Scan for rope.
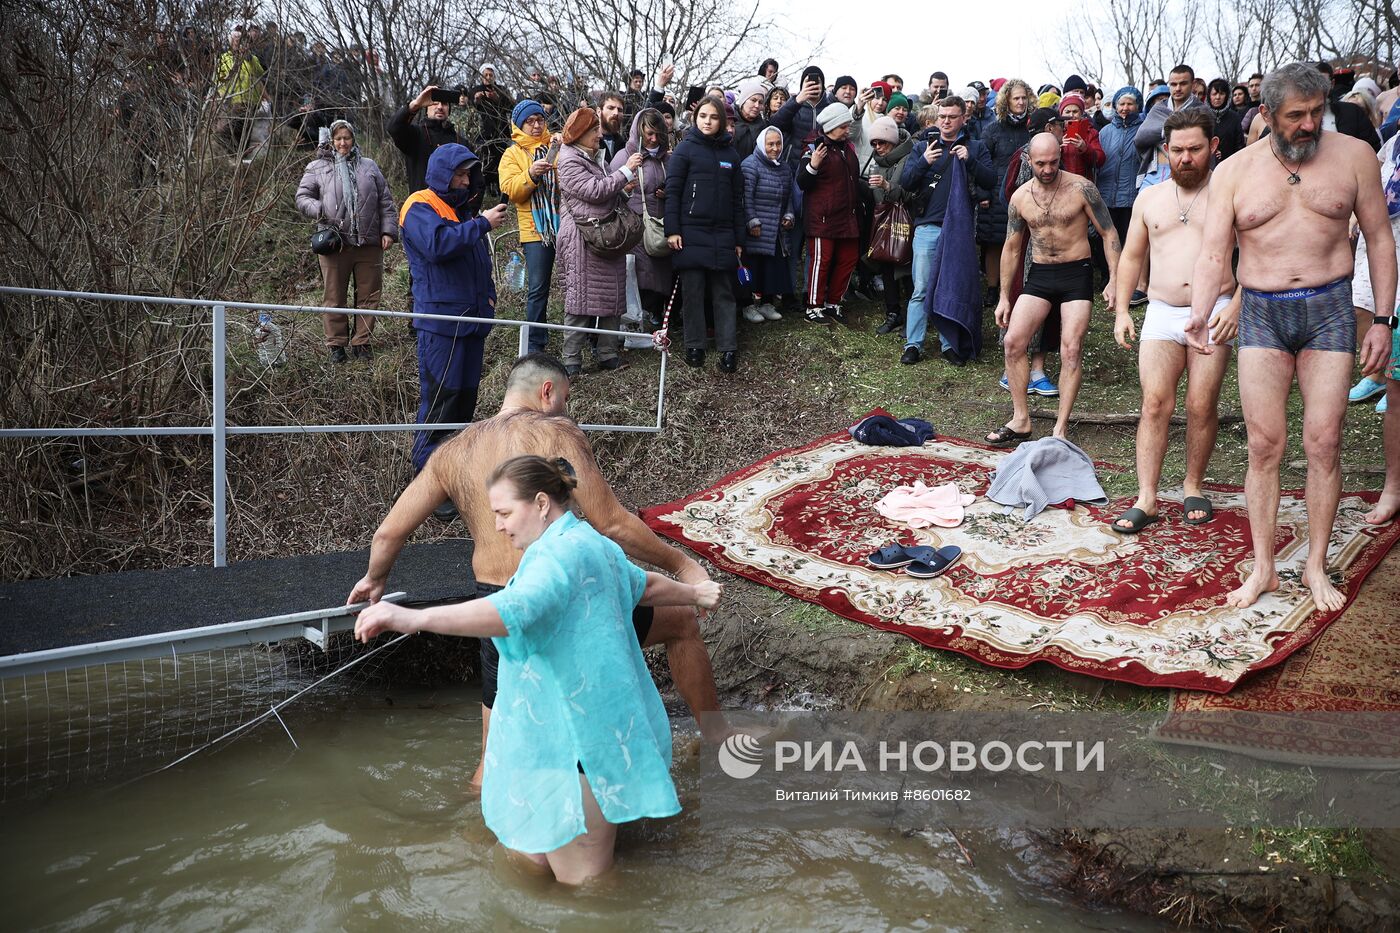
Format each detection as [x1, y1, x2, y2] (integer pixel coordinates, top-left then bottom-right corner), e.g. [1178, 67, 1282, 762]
[114, 631, 413, 788]
[652, 277, 680, 351]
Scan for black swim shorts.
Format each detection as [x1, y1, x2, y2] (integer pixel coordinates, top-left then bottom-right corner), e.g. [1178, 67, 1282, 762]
[476, 582, 656, 709]
[1021, 259, 1095, 305]
[1238, 277, 1356, 355]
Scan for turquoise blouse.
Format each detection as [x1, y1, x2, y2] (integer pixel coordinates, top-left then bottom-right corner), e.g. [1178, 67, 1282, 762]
[481, 510, 681, 853]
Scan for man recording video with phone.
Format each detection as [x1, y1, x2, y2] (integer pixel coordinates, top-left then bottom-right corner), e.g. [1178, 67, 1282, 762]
[387, 83, 470, 196]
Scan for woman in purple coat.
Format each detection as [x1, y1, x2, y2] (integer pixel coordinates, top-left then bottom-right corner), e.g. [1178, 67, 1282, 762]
[555, 108, 643, 376]
[610, 108, 673, 330]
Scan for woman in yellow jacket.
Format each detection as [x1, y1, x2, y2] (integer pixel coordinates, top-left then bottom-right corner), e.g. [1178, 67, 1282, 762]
[499, 99, 560, 353]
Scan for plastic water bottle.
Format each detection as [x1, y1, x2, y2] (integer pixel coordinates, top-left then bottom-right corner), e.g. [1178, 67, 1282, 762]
[507, 252, 527, 291]
[253, 313, 285, 367]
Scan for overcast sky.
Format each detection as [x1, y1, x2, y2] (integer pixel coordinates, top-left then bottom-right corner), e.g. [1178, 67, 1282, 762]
[762, 1, 1225, 93]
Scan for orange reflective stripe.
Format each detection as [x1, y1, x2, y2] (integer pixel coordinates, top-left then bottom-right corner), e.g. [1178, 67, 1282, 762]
[399, 189, 459, 227]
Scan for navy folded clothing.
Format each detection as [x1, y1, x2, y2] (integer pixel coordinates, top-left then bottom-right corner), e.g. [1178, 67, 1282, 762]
[848, 415, 936, 447]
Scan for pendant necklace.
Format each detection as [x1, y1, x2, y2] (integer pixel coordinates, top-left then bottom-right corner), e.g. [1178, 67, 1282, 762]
[1174, 181, 1207, 225]
[1029, 176, 1062, 219]
[1271, 147, 1301, 185]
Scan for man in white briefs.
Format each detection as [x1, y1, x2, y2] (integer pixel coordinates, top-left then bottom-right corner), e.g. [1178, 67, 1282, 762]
[1111, 108, 1240, 532]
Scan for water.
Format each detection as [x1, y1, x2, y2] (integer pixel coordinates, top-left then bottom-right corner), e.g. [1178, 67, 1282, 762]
[2, 684, 1177, 931]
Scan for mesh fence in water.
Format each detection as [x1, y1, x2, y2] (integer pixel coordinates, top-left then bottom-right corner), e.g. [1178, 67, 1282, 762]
[0, 633, 410, 802]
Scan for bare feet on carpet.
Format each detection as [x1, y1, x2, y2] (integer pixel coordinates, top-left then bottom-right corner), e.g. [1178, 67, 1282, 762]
[1363, 491, 1400, 526]
[1224, 568, 1279, 608]
[1302, 565, 1347, 613]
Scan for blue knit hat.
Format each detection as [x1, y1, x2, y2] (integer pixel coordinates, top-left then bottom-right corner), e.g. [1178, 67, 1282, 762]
[511, 99, 546, 127]
[1112, 86, 1143, 107]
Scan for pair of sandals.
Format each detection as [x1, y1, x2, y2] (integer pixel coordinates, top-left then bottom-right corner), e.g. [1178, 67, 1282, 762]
[1111, 496, 1214, 534]
[865, 543, 963, 578]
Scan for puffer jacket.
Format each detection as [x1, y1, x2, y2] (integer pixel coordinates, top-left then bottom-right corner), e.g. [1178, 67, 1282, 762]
[740, 128, 796, 257]
[498, 121, 555, 243]
[556, 142, 632, 317]
[796, 134, 865, 238]
[399, 143, 495, 338]
[295, 145, 398, 247]
[609, 109, 672, 294]
[665, 125, 746, 272]
[1098, 108, 1144, 208]
[1060, 119, 1105, 179]
[976, 116, 1031, 244]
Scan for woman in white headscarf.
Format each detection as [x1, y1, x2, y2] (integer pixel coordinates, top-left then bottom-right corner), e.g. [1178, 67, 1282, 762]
[295, 119, 398, 362]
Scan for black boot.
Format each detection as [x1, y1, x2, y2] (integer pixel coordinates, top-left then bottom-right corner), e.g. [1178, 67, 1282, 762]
[875, 311, 904, 335]
[685, 348, 705, 367]
[719, 350, 737, 373]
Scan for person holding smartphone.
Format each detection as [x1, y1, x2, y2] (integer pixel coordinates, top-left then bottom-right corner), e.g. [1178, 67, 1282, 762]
[1057, 94, 1105, 180]
[500, 99, 561, 353]
[386, 84, 469, 195]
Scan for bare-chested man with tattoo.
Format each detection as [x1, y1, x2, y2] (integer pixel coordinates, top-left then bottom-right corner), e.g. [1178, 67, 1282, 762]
[988, 133, 1122, 445]
[348, 353, 728, 787]
[1186, 63, 1397, 612]
[1111, 108, 1241, 533]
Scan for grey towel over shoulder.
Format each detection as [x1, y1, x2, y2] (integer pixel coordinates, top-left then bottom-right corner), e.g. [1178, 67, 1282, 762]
[986, 437, 1108, 520]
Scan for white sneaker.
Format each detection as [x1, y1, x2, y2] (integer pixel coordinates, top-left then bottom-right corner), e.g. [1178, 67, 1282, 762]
[742, 304, 766, 323]
[759, 303, 781, 320]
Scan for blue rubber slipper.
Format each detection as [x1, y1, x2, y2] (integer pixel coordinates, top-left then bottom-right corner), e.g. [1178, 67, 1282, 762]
[866, 544, 917, 569]
[905, 546, 962, 578]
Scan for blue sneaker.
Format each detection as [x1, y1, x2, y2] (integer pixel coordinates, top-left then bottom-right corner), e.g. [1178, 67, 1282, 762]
[998, 374, 1010, 392]
[1379, 395, 1389, 414]
[1029, 374, 1060, 397]
[1350, 376, 1387, 403]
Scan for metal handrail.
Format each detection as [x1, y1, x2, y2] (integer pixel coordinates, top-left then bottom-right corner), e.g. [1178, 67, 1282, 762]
[0, 285, 671, 567]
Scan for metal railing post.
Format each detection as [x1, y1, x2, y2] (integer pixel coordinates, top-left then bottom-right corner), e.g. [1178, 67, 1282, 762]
[518, 321, 530, 357]
[212, 303, 227, 568]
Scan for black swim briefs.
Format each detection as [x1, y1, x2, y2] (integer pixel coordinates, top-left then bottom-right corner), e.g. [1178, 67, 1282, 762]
[1238, 277, 1356, 355]
[1021, 259, 1095, 305]
[475, 582, 656, 709]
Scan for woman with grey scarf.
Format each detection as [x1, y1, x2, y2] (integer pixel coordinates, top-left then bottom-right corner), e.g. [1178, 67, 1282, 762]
[295, 119, 398, 362]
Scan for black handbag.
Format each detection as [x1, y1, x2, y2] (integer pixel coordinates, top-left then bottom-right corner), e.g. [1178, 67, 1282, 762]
[310, 226, 343, 256]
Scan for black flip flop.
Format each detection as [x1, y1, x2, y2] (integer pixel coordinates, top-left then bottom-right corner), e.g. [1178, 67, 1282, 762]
[906, 546, 962, 578]
[1183, 496, 1214, 526]
[1110, 507, 1159, 534]
[985, 424, 1032, 446]
[866, 544, 917, 569]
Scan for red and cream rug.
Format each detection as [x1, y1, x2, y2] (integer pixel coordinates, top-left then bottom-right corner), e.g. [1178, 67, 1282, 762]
[642, 415, 1400, 693]
[1155, 549, 1400, 766]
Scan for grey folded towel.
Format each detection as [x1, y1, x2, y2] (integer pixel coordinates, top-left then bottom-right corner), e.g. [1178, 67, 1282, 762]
[986, 436, 1108, 520]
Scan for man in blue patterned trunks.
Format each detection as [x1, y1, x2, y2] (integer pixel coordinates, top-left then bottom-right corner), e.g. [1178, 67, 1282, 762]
[1186, 63, 1397, 611]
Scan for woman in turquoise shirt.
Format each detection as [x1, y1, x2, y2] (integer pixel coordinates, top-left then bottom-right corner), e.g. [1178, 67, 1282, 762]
[355, 455, 721, 884]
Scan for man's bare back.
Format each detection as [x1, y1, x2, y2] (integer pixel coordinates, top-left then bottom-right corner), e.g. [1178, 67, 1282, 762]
[1136, 179, 1236, 306]
[1008, 170, 1100, 262]
[428, 409, 604, 586]
[1222, 133, 1366, 289]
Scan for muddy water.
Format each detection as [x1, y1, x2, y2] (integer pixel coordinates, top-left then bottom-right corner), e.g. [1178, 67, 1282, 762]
[3, 684, 1175, 931]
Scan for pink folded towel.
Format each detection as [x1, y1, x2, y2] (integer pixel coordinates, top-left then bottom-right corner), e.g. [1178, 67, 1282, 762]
[875, 481, 975, 529]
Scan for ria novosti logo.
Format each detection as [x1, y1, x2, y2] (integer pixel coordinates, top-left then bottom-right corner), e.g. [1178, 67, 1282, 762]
[717, 733, 764, 779]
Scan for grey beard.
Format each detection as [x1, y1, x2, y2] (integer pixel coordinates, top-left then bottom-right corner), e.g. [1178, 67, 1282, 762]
[1272, 131, 1320, 163]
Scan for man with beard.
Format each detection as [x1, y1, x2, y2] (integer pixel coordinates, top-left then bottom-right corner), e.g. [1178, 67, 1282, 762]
[597, 92, 628, 162]
[1185, 63, 1397, 611]
[986, 133, 1122, 445]
[387, 83, 469, 195]
[1111, 109, 1240, 533]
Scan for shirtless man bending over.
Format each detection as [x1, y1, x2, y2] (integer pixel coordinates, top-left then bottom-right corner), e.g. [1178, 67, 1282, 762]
[1112, 109, 1241, 532]
[349, 353, 728, 786]
[988, 133, 1122, 445]
[1185, 63, 1397, 611]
